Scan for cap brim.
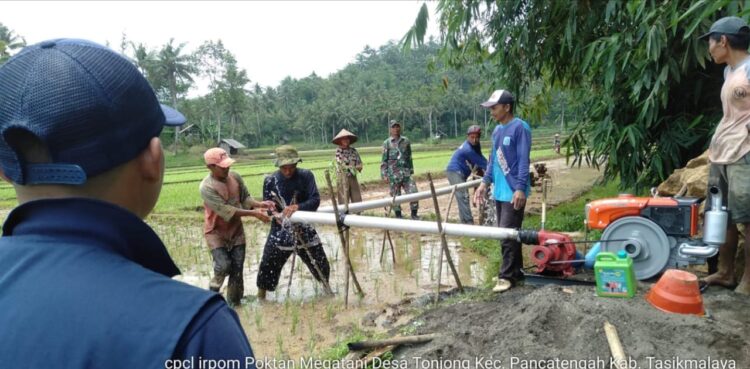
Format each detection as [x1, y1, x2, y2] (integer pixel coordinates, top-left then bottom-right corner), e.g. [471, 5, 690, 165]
[161, 104, 187, 126]
[480, 101, 497, 108]
[698, 31, 712, 40]
[216, 157, 236, 168]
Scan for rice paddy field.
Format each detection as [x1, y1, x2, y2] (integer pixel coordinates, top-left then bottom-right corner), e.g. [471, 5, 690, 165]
[0, 135, 565, 359]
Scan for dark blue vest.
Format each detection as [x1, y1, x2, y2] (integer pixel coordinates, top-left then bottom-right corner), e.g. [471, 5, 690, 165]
[0, 199, 216, 369]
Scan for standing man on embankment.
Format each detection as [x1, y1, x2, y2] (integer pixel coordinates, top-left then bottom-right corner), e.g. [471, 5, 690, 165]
[0, 39, 257, 368]
[381, 119, 419, 219]
[200, 147, 273, 306]
[700, 16, 750, 295]
[473, 89, 532, 293]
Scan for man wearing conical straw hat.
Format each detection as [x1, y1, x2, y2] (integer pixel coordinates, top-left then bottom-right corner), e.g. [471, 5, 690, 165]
[332, 129, 363, 204]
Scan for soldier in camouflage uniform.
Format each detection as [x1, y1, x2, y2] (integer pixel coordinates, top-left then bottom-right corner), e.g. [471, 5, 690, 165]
[380, 120, 419, 219]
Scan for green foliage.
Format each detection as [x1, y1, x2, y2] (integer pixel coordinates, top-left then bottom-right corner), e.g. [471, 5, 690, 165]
[410, 0, 742, 190]
[0, 23, 26, 65]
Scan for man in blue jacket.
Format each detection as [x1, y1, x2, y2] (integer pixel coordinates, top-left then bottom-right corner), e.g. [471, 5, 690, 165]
[0, 39, 256, 368]
[445, 125, 488, 224]
[473, 89, 532, 293]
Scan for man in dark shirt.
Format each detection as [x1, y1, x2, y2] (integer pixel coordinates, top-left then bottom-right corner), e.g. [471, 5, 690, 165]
[0, 39, 255, 368]
[256, 145, 331, 300]
[445, 125, 488, 224]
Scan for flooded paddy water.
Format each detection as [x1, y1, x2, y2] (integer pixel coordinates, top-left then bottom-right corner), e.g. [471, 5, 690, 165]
[151, 157, 604, 359]
[156, 218, 485, 359]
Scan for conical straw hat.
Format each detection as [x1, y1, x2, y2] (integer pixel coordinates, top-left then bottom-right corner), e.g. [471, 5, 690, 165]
[332, 129, 358, 145]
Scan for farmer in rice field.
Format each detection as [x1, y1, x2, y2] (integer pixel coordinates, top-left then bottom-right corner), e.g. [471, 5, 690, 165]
[473, 89, 532, 293]
[381, 119, 419, 219]
[256, 145, 331, 300]
[0, 39, 257, 367]
[200, 147, 274, 306]
[332, 128, 363, 204]
[445, 124, 488, 224]
[700, 16, 750, 294]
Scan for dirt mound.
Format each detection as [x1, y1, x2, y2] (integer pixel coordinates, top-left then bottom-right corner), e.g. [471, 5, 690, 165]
[393, 284, 750, 367]
[657, 150, 709, 197]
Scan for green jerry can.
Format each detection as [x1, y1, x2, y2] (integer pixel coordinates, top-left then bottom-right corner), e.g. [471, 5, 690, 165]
[595, 251, 636, 298]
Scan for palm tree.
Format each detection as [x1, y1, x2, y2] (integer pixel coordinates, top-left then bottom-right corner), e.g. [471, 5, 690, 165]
[153, 39, 196, 152]
[0, 23, 26, 65]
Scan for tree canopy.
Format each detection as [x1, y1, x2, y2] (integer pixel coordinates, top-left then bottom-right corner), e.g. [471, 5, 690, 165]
[406, 0, 745, 189]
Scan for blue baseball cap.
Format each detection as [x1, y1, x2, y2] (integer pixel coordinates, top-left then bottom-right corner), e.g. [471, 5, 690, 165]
[0, 38, 186, 185]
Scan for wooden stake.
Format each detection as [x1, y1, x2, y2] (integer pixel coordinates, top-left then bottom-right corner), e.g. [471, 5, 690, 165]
[604, 321, 628, 369]
[347, 333, 441, 351]
[435, 186, 457, 304]
[324, 170, 364, 303]
[427, 173, 463, 293]
[379, 191, 398, 265]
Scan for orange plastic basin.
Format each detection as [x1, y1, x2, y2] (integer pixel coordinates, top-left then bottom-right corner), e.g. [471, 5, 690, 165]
[645, 269, 705, 316]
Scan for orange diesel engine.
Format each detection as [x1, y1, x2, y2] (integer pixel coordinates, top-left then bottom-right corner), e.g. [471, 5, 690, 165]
[586, 194, 700, 236]
[584, 191, 725, 280]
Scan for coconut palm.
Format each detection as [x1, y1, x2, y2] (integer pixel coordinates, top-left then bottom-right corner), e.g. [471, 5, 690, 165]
[0, 23, 26, 65]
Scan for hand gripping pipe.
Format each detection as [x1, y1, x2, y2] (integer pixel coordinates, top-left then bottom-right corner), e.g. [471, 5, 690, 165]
[317, 178, 483, 213]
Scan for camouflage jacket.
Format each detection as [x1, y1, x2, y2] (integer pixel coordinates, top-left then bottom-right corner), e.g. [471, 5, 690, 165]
[380, 136, 414, 181]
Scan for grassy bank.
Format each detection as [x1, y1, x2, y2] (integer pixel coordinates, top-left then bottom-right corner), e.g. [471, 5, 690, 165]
[461, 179, 634, 286]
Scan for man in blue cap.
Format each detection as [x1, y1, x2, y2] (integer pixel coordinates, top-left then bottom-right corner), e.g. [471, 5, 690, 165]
[0, 39, 256, 367]
[699, 16, 750, 295]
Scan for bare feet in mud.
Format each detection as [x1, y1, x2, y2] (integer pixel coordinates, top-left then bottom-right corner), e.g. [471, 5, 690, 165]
[702, 272, 737, 289]
[735, 280, 750, 295]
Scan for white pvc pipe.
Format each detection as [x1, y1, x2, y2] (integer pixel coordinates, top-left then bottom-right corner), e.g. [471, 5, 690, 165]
[318, 178, 483, 213]
[290, 210, 519, 241]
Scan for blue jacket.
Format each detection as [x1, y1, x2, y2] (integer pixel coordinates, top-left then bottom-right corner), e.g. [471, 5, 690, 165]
[446, 140, 488, 178]
[0, 198, 255, 369]
[483, 118, 532, 202]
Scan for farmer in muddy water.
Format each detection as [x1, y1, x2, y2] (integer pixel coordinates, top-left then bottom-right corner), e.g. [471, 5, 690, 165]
[700, 16, 750, 295]
[381, 119, 419, 219]
[473, 89, 532, 293]
[200, 147, 274, 306]
[256, 145, 331, 300]
[0, 39, 256, 367]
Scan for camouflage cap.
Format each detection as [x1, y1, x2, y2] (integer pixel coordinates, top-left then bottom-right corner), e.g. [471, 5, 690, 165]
[274, 145, 302, 167]
[389, 120, 401, 128]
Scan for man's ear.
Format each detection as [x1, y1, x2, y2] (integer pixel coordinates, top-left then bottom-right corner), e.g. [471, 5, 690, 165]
[136, 137, 163, 182]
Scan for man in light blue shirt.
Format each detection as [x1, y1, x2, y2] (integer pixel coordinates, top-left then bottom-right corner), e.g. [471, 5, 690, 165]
[473, 89, 532, 293]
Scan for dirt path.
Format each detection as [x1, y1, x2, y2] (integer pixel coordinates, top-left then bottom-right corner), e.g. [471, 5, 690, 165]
[320, 156, 603, 222]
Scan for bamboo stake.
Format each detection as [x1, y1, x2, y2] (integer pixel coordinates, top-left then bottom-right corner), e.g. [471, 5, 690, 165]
[347, 333, 441, 351]
[286, 194, 298, 299]
[343, 173, 351, 307]
[324, 170, 364, 303]
[379, 191, 398, 265]
[435, 186, 457, 304]
[604, 321, 628, 369]
[427, 173, 463, 293]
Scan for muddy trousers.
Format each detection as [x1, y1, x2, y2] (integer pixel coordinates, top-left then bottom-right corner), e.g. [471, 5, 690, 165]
[256, 244, 330, 291]
[209, 244, 246, 305]
[446, 171, 474, 224]
[496, 201, 525, 283]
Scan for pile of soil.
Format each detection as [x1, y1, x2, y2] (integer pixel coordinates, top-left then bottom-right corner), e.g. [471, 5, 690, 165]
[393, 284, 750, 367]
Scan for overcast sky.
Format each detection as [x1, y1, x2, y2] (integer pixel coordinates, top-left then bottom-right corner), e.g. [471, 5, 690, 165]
[4, 1, 439, 93]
